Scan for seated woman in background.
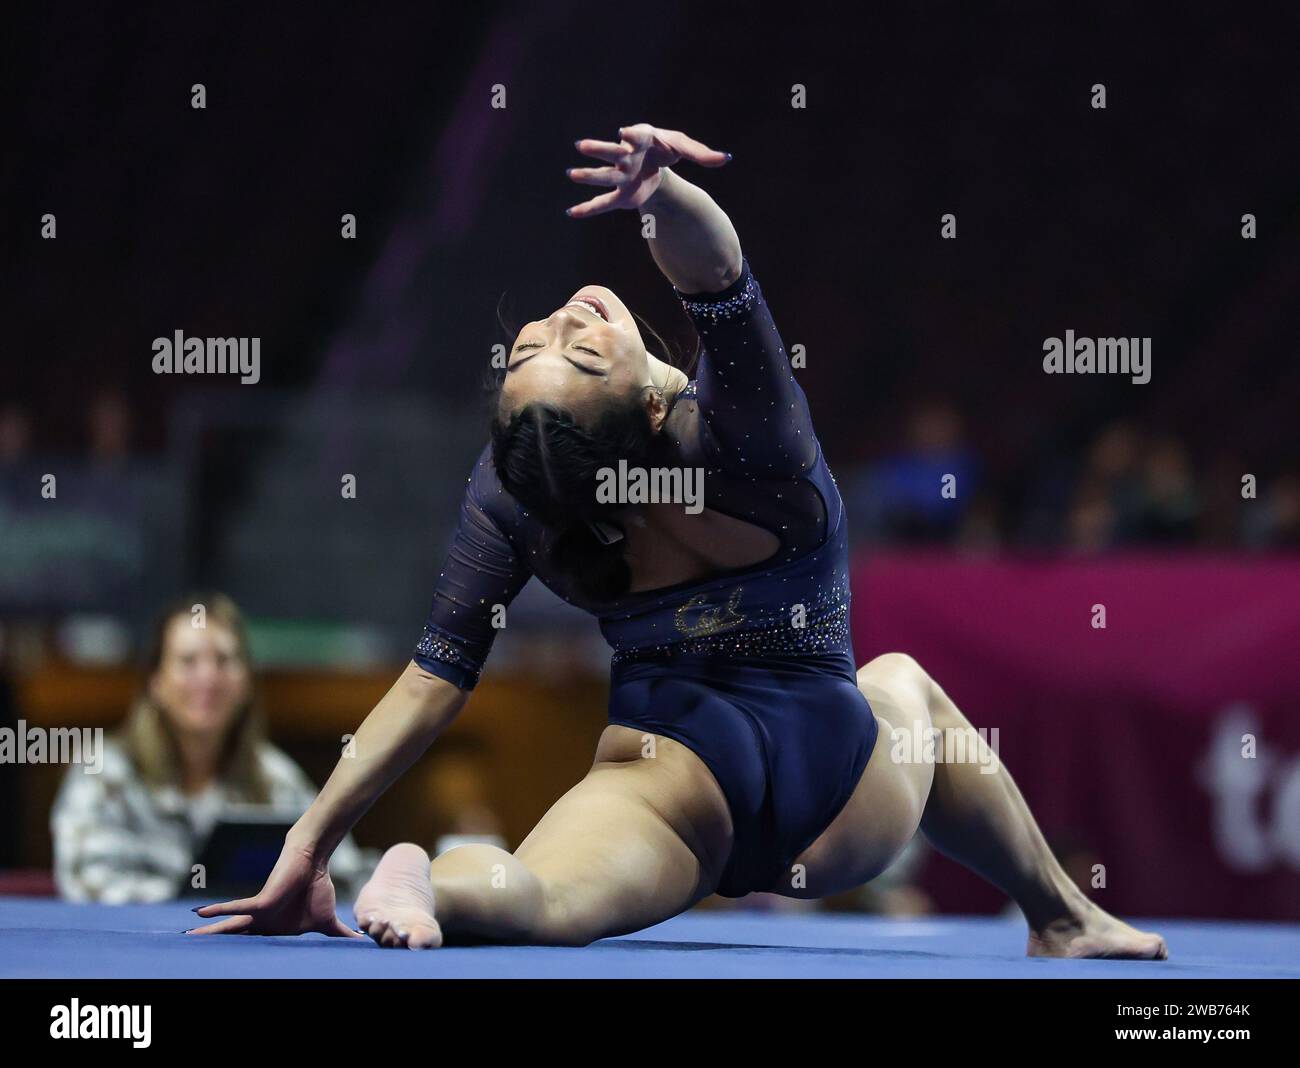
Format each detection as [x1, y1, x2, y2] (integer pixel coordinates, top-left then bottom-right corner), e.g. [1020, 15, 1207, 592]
[51, 593, 369, 904]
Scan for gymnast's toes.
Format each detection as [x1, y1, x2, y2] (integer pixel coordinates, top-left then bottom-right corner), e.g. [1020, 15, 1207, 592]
[1027, 906, 1169, 960]
[354, 842, 444, 950]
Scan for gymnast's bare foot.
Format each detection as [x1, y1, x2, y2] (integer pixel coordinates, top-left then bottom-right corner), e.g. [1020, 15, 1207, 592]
[1027, 899, 1167, 960]
[354, 843, 443, 949]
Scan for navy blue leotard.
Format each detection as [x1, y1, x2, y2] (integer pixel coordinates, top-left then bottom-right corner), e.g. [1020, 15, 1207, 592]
[413, 256, 879, 897]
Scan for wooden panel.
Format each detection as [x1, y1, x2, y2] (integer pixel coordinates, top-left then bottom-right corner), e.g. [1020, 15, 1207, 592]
[12, 663, 610, 870]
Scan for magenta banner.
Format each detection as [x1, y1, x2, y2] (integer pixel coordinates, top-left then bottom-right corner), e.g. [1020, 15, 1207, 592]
[849, 552, 1300, 921]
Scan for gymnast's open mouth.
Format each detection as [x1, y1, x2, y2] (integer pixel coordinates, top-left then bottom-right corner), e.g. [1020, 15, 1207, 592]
[564, 294, 609, 320]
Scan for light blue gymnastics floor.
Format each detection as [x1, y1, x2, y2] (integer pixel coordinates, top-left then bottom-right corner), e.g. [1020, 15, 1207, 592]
[2, 898, 1296, 978]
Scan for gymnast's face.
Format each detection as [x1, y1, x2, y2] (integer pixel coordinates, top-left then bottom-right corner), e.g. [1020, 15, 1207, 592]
[149, 616, 251, 739]
[501, 285, 661, 425]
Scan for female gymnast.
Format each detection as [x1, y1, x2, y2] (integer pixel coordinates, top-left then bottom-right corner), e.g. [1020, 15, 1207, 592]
[193, 123, 1167, 958]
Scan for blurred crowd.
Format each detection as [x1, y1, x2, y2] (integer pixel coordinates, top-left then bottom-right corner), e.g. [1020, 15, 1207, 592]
[844, 399, 1300, 553]
[1, 393, 133, 472]
[6, 393, 1297, 557]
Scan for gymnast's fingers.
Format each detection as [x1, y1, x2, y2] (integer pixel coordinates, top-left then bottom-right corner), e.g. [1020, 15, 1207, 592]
[193, 895, 260, 918]
[616, 123, 655, 147]
[655, 127, 730, 167]
[566, 165, 623, 188]
[573, 136, 633, 163]
[565, 189, 623, 219]
[186, 914, 256, 936]
[327, 916, 367, 939]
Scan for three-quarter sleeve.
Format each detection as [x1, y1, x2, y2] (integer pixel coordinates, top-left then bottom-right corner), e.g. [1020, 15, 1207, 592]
[412, 446, 532, 690]
[674, 256, 819, 478]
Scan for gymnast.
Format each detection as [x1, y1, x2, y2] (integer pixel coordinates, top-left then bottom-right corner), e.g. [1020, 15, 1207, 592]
[193, 123, 1167, 958]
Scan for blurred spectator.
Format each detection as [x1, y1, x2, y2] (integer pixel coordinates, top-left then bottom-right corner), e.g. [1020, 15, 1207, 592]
[1244, 473, 1300, 549]
[848, 400, 982, 545]
[1196, 454, 1248, 548]
[50, 592, 370, 903]
[1131, 435, 1200, 543]
[1062, 421, 1143, 551]
[86, 390, 133, 467]
[0, 403, 33, 467]
[1065, 477, 1119, 552]
[954, 491, 1003, 552]
[1057, 423, 1209, 551]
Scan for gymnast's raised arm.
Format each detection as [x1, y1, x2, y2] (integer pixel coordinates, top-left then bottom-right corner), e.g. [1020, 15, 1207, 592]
[570, 123, 817, 476]
[567, 122, 742, 294]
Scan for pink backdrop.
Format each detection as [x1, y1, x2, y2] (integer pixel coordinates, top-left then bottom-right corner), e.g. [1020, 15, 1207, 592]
[849, 551, 1300, 920]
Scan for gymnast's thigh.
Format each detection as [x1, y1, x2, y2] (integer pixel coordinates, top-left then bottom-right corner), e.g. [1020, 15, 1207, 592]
[780, 664, 935, 899]
[511, 725, 733, 943]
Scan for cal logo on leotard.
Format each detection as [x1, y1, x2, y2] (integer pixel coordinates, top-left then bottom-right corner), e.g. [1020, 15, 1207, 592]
[674, 587, 746, 637]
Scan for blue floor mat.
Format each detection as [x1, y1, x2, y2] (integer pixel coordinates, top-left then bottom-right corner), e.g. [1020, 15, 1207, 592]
[2, 899, 1296, 978]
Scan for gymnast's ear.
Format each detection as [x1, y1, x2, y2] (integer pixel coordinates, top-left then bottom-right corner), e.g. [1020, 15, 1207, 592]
[642, 383, 669, 433]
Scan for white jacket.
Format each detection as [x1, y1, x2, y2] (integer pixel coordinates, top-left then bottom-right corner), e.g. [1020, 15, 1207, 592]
[50, 737, 373, 903]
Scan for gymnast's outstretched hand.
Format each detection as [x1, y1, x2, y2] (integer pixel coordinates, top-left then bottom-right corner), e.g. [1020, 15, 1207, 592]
[566, 122, 730, 218]
[187, 840, 363, 938]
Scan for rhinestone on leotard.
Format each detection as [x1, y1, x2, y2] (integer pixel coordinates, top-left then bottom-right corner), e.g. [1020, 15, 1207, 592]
[609, 580, 850, 667]
[675, 271, 760, 325]
[415, 623, 478, 685]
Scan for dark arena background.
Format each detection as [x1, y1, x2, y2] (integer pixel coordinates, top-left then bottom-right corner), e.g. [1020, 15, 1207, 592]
[1, 0, 1298, 1029]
